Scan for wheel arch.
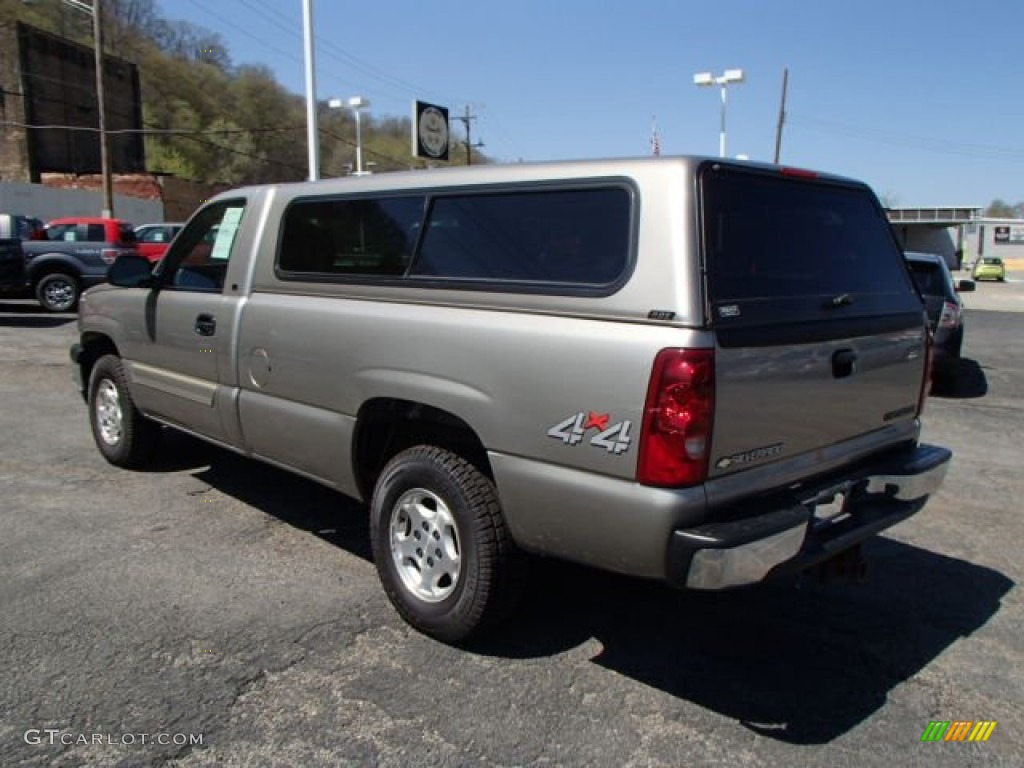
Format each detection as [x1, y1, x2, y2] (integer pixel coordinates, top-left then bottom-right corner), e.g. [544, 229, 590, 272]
[27, 254, 83, 284]
[77, 333, 121, 395]
[352, 397, 493, 502]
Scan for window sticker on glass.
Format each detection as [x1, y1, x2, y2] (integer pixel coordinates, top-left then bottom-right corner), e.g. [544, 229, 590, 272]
[210, 206, 245, 261]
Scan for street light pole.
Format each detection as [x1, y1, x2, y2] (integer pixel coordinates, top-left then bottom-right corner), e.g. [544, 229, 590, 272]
[353, 103, 364, 175]
[301, 0, 319, 181]
[330, 97, 371, 175]
[719, 82, 728, 158]
[694, 69, 745, 158]
[350, 97, 371, 175]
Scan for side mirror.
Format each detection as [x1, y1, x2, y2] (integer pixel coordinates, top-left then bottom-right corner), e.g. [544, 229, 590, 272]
[956, 279, 976, 293]
[108, 253, 155, 288]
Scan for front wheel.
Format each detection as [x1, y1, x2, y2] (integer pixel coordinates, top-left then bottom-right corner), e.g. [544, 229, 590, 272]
[35, 272, 80, 312]
[88, 355, 159, 468]
[369, 445, 515, 644]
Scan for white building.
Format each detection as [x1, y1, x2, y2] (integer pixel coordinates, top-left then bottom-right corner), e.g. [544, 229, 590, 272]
[887, 207, 1024, 270]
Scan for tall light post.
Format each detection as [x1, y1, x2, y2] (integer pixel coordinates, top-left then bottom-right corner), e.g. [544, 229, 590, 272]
[693, 69, 745, 158]
[62, 0, 114, 217]
[301, 0, 319, 181]
[330, 97, 371, 175]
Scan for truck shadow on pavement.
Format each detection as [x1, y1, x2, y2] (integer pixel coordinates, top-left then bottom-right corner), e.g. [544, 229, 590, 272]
[0, 301, 76, 328]
[478, 541, 1013, 745]
[151, 431, 1012, 746]
[153, 430, 373, 559]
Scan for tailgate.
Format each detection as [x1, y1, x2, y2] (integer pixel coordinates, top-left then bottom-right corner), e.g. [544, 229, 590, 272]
[0, 240, 26, 285]
[699, 164, 927, 478]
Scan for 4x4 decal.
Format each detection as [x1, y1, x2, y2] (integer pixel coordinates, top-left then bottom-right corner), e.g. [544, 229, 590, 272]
[547, 411, 633, 454]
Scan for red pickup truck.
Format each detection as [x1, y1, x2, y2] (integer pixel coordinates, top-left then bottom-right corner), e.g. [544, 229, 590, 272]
[134, 222, 184, 262]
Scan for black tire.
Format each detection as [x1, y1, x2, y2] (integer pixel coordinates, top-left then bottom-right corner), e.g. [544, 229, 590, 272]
[370, 445, 515, 644]
[88, 354, 159, 468]
[35, 272, 80, 312]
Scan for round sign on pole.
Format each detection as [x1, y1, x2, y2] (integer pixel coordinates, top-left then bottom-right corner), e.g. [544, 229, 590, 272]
[413, 100, 450, 162]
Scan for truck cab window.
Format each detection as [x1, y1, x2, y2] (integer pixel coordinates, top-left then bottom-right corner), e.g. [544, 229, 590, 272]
[160, 200, 246, 293]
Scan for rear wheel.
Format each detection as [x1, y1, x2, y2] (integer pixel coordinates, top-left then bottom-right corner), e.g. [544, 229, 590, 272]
[35, 272, 80, 312]
[88, 354, 159, 467]
[369, 445, 515, 644]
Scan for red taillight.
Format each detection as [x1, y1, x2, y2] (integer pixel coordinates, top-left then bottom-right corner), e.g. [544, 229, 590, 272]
[938, 301, 960, 330]
[637, 348, 715, 487]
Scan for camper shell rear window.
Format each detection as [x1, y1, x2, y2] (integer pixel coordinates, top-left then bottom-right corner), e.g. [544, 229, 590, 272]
[700, 164, 921, 332]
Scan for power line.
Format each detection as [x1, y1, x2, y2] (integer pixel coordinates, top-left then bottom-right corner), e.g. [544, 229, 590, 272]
[185, 0, 429, 105]
[8, 12, 470, 178]
[181, 0, 304, 67]
[316, 125, 421, 170]
[5, 117, 427, 178]
[167, 0, 513, 161]
[237, 0, 465, 105]
[788, 113, 1024, 161]
[1, 120, 302, 136]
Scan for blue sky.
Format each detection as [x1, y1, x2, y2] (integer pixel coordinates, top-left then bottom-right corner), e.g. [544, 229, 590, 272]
[157, 0, 1024, 207]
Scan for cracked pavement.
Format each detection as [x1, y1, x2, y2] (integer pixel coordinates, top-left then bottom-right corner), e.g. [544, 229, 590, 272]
[1, 283, 1022, 767]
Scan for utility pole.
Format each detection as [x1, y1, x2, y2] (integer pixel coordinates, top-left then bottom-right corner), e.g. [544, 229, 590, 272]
[454, 105, 483, 165]
[91, 0, 113, 217]
[60, 0, 114, 216]
[773, 67, 789, 164]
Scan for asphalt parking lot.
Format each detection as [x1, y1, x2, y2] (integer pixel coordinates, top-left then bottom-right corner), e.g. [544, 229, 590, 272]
[1, 273, 1022, 768]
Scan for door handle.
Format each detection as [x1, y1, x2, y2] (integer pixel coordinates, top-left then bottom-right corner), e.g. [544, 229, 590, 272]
[832, 348, 857, 378]
[194, 313, 216, 336]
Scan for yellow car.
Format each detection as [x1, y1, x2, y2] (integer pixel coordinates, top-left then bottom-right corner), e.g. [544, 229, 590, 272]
[972, 257, 1006, 281]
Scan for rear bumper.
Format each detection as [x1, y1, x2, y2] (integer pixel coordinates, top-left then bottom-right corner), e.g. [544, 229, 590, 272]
[973, 270, 1004, 280]
[666, 443, 951, 589]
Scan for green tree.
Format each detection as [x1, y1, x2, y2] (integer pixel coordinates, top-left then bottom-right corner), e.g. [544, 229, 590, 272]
[985, 199, 1018, 218]
[3, 0, 489, 186]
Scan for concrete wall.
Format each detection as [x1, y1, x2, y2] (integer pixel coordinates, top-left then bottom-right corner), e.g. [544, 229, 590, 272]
[0, 181, 162, 224]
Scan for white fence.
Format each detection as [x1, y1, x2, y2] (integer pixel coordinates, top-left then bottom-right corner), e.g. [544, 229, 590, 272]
[0, 182, 163, 225]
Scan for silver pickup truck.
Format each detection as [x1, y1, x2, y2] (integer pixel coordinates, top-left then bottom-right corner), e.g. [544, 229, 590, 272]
[71, 157, 951, 642]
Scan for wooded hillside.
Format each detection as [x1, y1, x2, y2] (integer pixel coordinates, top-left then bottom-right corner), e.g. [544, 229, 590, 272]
[2, 0, 487, 184]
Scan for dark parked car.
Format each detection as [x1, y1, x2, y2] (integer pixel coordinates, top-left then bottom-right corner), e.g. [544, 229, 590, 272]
[0, 214, 35, 298]
[905, 251, 974, 380]
[0, 213, 45, 241]
[23, 217, 138, 311]
[0, 236, 26, 298]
